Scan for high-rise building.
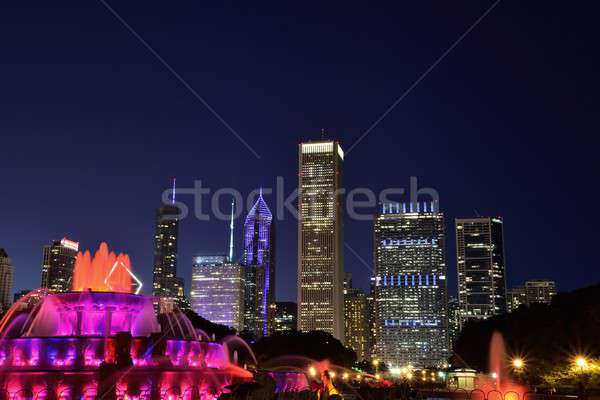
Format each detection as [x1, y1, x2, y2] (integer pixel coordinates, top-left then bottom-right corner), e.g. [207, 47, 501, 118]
[0, 248, 13, 312]
[242, 190, 275, 338]
[373, 201, 448, 368]
[456, 217, 507, 325]
[298, 140, 344, 341]
[190, 255, 245, 330]
[273, 302, 297, 332]
[152, 182, 188, 309]
[41, 238, 79, 292]
[506, 286, 527, 312]
[447, 297, 461, 346]
[344, 274, 369, 361]
[525, 279, 556, 306]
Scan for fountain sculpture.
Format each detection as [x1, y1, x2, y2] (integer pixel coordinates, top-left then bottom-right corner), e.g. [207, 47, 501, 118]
[0, 243, 260, 400]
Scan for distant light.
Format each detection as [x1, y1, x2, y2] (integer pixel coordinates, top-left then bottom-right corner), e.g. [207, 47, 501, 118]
[512, 358, 524, 369]
[491, 372, 498, 379]
[309, 366, 316, 377]
[372, 359, 379, 366]
[342, 372, 349, 380]
[330, 371, 336, 379]
[575, 356, 588, 368]
[375, 374, 381, 380]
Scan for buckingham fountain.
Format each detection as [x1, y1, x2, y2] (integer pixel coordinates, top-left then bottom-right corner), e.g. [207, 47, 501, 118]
[0, 243, 304, 400]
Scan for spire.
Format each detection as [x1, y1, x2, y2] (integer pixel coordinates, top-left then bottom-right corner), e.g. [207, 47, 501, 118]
[259, 186, 263, 198]
[171, 178, 176, 205]
[229, 198, 235, 262]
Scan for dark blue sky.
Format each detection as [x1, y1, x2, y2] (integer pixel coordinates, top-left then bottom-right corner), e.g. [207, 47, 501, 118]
[1, 2, 598, 301]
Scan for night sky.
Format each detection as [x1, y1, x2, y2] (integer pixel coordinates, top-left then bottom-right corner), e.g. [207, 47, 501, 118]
[1, 2, 598, 302]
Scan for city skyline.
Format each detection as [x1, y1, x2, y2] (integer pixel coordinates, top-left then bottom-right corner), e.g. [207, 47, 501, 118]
[1, 2, 597, 303]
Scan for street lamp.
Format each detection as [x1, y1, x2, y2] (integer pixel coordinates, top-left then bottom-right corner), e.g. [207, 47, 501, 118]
[512, 357, 524, 370]
[372, 359, 379, 376]
[576, 356, 588, 369]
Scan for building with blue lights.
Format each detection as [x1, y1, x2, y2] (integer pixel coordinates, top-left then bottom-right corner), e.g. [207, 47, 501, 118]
[373, 202, 448, 368]
[242, 190, 275, 338]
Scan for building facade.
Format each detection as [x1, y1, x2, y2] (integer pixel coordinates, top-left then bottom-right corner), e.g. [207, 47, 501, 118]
[525, 279, 556, 305]
[0, 248, 13, 312]
[152, 201, 187, 309]
[456, 217, 507, 324]
[298, 140, 345, 341]
[373, 202, 448, 368]
[190, 255, 245, 330]
[506, 286, 527, 312]
[273, 302, 297, 332]
[242, 191, 275, 338]
[447, 296, 461, 346]
[41, 238, 79, 292]
[344, 275, 369, 361]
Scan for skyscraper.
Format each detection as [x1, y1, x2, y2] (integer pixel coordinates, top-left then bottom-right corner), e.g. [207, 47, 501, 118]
[190, 255, 245, 330]
[273, 302, 297, 332]
[456, 217, 507, 324]
[0, 248, 13, 312]
[344, 274, 369, 361]
[506, 286, 527, 312]
[525, 279, 556, 306]
[373, 201, 448, 368]
[447, 297, 461, 346]
[242, 190, 275, 338]
[152, 181, 187, 309]
[298, 140, 344, 341]
[41, 237, 79, 292]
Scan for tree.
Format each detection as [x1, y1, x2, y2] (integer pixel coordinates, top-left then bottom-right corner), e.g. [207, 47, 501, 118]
[184, 310, 236, 340]
[253, 330, 357, 368]
[451, 284, 600, 391]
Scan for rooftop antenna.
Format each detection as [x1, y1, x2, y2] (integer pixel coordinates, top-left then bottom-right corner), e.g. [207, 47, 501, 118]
[473, 208, 481, 217]
[171, 178, 176, 205]
[321, 128, 325, 140]
[229, 197, 235, 262]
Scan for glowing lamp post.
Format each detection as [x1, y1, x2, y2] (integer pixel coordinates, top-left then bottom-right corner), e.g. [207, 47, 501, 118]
[373, 359, 379, 376]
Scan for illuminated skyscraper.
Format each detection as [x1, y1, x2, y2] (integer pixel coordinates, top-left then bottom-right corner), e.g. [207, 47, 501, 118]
[298, 140, 344, 341]
[273, 302, 297, 332]
[525, 279, 556, 305]
[190, 255, 245, 330]
[41, 237, 79, 292]
[506, 286, 527, 312]
[373, 202, 448, 368]
[344, 274, 369, 361]
[152, 180, 188, 309]
[242, 190, 275, 338]
[447, 296, 461, 346]
[456, 217, 507, 324]
[0, 248, 13, 312]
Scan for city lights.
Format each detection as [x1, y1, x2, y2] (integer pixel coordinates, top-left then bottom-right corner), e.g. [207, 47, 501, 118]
[512, 357, 524, 370]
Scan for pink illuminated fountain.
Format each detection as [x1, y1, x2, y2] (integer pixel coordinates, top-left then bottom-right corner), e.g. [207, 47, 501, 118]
[475, 331, 527, 399]
[0, 243, 256, 400]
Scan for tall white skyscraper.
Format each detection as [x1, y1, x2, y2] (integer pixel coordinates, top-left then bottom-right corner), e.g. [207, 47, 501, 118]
[298, 140, 344, 341]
